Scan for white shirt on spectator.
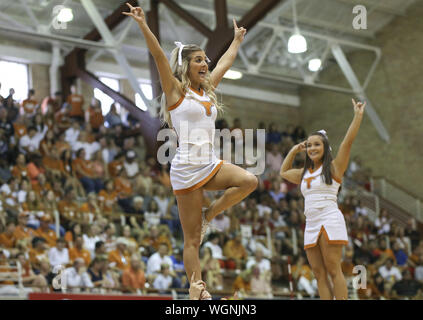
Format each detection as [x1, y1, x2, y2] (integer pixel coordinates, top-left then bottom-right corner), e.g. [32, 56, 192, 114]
[257, 204, 272, 218]
[246, 238, 272, 259]
[210, 215, 230, 233]
[72, 141, 100, 160]
[265, 151, 283, 173]
[153, 196, 169, 218]
[64, 267, 93, 291]
[153, 274, 173, 290]
[414, 266, 423, 282]
[146, 253, 174, 275]
[378, 265, 402, 281]
[65, 127, 80, 145]
[203, 241, 223, 260]
[48, 247, 70, 268]
[123, 161, 139, 178]
[246, 257, 271, 273]
[83, 234, 102, 259]
[19, 126, 48, 154]
[144, 211, 161, 227]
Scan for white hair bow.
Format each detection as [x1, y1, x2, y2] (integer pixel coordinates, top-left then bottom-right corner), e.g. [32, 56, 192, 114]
[318, 129, 327, 138]
[174, 41, 185, 66]
[318, 129, 332, 151]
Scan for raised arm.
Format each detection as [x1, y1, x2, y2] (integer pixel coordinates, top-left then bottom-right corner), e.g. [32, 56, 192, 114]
[332, 99, 366, 179]
[123, 3, 181, 106]
[280, 141, 306, 185]
[210, 18, 246, 89]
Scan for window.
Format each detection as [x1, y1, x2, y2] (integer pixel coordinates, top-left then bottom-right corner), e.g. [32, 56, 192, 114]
[93, 76, 120, 115]
[0, 60, 29, 102]
[135, 83, 153, 111]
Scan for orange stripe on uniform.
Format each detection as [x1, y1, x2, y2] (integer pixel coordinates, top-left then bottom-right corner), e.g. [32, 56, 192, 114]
[168, 95, 185, 111]
[173, 161, 223, 195]
[304, 225, 348, 250]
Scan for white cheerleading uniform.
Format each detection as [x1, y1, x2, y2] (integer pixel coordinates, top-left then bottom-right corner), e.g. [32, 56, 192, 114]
[300, 164, 348, 249]
[168, 87, 223, 195]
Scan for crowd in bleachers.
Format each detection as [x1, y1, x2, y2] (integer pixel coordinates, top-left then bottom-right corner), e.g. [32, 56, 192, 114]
[0, 84, 422, 299]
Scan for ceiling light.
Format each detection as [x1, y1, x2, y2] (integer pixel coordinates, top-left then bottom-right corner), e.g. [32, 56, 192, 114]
[308, 58, 322, 72]
[57, 8, 74, 23]
[288, 30, 307, 54]
[223, 69, 243, 80]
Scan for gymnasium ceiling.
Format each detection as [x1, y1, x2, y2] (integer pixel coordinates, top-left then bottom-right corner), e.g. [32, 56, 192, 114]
[0, 0, 417, 94]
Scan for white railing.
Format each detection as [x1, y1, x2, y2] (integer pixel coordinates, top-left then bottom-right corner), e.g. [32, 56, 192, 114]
[371, 177, 423, 223]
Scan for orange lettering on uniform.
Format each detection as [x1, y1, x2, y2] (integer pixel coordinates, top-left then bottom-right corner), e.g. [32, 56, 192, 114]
[199, 101, 213, 116]
[305, 176, 317, 189]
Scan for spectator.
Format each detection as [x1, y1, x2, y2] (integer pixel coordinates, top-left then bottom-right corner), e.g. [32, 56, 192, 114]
[85, 98, 104, 132]
[68, 235, 91, 266]
[392, 241, 408, 267]
[266, 143, 283, 174]
[19, 125, 47, 155]
[378, 258, 402, 285]
[375, 209, 392, 235]
[34, 215, 57, 248]
[203, 233, 225, 268]
[391, 270, 423, 299]
[122, 254, 146, 293]
[79, 192, 101, 224]
[73, 148, 103, 194]
[146, 242, 174, 276]
[153, 263, 173, 292]
[48, 237, 69, 268]
[28, 237, 48, 270]
[98, 179, 118, 215]
[63, 257, 93, 292]
[246, 248, 271, 274]
[83, 224, 102, 259]
[250, 265, 272, 298]
[14, 212, 34, 242]
[144, 198, 161, 228]
[200, 247, 223, 291]
[66, 85, 84, 122]
[21, 89, 38, 118]
[223, 232, 247, 270]
[108, 237, 131, 271]
[104, 103, 122, 128]
[232, 269, 252, 297]
[0, 220, 17, 253]
[266, 123, 281, 144]
[210, 213, 230, 233]
[123, 150, 139, 178]
[87, 256, 106, 288]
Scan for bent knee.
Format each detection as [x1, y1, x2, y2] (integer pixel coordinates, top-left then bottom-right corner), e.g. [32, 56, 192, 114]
[243, 174, 258, 191]
[324, 262, 342, 278]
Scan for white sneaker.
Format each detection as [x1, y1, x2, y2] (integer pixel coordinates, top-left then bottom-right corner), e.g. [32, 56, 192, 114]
[200, 209, 210, 245]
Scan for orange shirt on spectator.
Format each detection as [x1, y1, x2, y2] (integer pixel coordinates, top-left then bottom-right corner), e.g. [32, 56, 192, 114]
[72, 158, 95, 179]
[108, 160, 124, 178]
[22, 99, 38, 115]
[114, 177, 133, 199]
[32, 182, 53, 197]
[34, 228, 57, 248]
[58, 200, 80, 221]
[223, 240, 247, 261]
[67, 94, 84, 117]
[122, 267, 146, 291]
[13, 123, 27, 138]
[14, 226, 35, 241]
[140, 236, 172, 253]
[29, 247, 47, 267]
[27, 163, 45, 184]
[232, 275, 251, 293]
[87, 107, 104, 130]
[68, 247, 91, 266]
[11, 164, 29, 181]
[0, 232, 16, 248]
[98, 190, 118, 214]
[108, 250, 131, 270]
[43, 156, 64, 172]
